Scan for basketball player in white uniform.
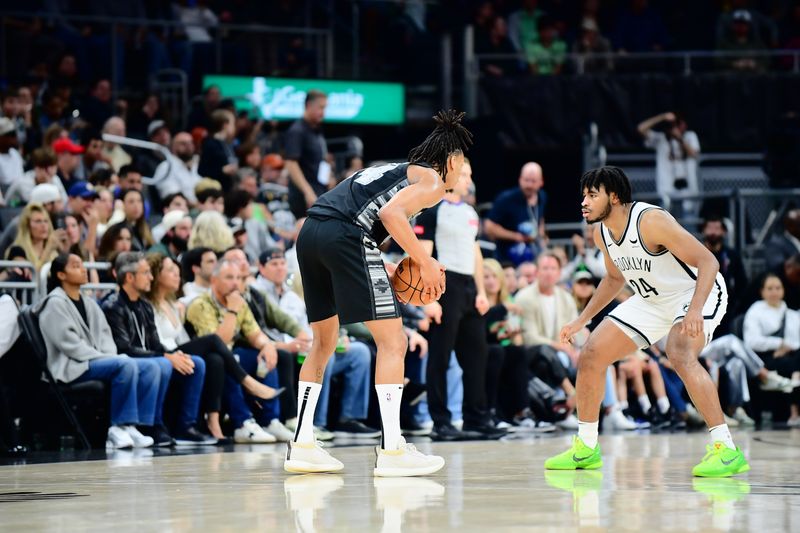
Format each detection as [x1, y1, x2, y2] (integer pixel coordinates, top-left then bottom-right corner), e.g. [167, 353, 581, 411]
[545, 166, 749, 477]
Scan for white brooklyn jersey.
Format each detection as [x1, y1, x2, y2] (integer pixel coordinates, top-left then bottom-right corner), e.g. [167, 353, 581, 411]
[599, 201, 725, 304]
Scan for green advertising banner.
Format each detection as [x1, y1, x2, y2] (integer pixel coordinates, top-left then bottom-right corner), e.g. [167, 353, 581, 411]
[203, 75, 405, 125]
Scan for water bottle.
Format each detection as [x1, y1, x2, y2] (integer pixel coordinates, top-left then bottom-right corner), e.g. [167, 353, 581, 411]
[335, 328, 348, 353]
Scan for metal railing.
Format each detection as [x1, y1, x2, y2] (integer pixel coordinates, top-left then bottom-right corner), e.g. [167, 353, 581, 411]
[0, 259, 118, 306]
[0, 11, 334, 96]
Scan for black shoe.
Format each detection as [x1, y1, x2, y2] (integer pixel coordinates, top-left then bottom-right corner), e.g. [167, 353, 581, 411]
[1, 444, 27, 457]
[401, 420, 432, 436]
[669, 408, 687, 430]
[174, 426, 218, 446]
[333, 419, 381, 438]
[402, 382, 428, 407]
[430, 424, 483, 441]
[462, 423, 507, 440]
[647, 407, 671, 431]
[141, 425, 175, 447]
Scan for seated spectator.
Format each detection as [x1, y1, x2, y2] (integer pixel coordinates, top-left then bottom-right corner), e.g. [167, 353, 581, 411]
[180, 246, 216, 305]
[79, 79, 114, 132]
[120, 188, 154, 251]
[75, 130, 112, 182]
[94, 186, 115, 237]
[101, 117, 132, 172]
[701, 333, 794, 427]
[145, 253, 283, 441]
[0, 117, 24, 190]
[199, 110, 238, 192]
[152, 132, 201, 204]
[484, 162, 547, 265]
[5, 148, 67, 206]
[9, 202, 68, 270]
[507, 0, 544, 53]
[53, 137, 83, 192]
[185, 259, 283, 443]
[475, 16, 523, 78]
[236, 142, 262, 175]
[136, 120, 171, 178]
[701, 216, 748, 329]
[188, 210, 235, 253]
[716, 10, 769, 72]
[503, 261, 520, 296]
[526, 16, 566, 75]
[716, 1, 779, 49]
[253, 247, 379, 437]
[41, 253, 158, 449]
[0, 183, 65, 258]
[196, 185, 225, 214]
[616, 350, 673, 428]
[743, 273, 800, 426]
[102, 252, 211, 445]
[516, 252, 581, 429]
[482, 258, 552, 430]
[572, 18, 613, 73]
[149, 210, 192, 261]
[97, 221, 133, 282]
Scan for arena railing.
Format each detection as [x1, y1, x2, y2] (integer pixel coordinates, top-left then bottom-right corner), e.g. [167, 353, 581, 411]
[0, 260, 39, 306]
[0, 11, 334, 105]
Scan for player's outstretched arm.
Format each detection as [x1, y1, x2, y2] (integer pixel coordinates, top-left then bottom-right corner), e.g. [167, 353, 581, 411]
[641, 209, 719, 338]
[379, 165, 446, 298]
[560, 225, 626, 344]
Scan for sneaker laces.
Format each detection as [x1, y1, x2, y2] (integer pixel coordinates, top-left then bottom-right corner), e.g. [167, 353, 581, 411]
[701, 442, 729, 463]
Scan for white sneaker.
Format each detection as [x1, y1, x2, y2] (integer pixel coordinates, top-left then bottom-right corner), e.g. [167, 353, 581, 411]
[760, 371, 793, 392]
[107, 425, 134, 449]
[374, 437, 445, 477]
[514, 417, 557, 433]
[732, 407, 755, 427]
[314, 427, 335, 442]
[123, 425, 154, 448]
[723, 413, 740, 428]
[685, 404, 706, 427]
[605, 409, 638, 430]
[234, 418, 277, 443]
[284, 440, 344, 473]
[787, 417, 800, 428]
[264, 419, 295, 442]
[557, 414, 580, 430]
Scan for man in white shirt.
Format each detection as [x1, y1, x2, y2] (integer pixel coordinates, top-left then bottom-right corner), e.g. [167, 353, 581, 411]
[638, 111, 701, 216]
[152, 132, 201, 204]
[0, 117, 24, 189]
[562, 221, 607, 283]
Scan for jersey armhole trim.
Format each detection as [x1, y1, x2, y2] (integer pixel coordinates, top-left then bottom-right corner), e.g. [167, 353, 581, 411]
[636, 207, 669, 257]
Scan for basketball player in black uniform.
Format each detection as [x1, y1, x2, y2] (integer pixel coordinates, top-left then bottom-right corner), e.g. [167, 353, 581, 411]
[284, 110, 473, 477]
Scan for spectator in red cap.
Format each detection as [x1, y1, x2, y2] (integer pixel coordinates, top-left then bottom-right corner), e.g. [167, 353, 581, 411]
[53, 137, 84, 192]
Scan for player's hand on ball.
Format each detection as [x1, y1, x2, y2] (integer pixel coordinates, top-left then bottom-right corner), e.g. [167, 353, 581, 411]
[420, 258, 446, 300]
[559, 319, 585, 345]
[680, 309, 703, 338]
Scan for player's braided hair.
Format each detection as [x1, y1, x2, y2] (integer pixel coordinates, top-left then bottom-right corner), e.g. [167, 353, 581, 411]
[408, 109, 473, 178]
[579, 166, 632, 204]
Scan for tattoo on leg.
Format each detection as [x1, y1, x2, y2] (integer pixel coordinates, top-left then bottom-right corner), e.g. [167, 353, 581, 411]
[316, 367, 323, 379]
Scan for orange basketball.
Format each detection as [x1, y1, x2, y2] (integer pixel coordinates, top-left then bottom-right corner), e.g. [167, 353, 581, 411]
[391, 257, 445, 306]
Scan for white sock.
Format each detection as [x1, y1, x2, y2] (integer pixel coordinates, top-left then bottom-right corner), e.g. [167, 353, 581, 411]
[657, 396, 671, 415]
[577, 420, 599, 449]
[709, 424, 736, 450]
[293, 381, 322, 444]
[618, 400, 629, 411]
[376, 384, 404, 450]
[638, 394, 652, 413]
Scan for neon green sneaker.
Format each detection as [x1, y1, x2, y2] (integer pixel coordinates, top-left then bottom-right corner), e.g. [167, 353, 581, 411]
[692, 442, 750, 477]
[544, 436, 602, 470]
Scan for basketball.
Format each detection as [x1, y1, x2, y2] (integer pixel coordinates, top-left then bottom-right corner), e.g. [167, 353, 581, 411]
[391, 257, 444, 306]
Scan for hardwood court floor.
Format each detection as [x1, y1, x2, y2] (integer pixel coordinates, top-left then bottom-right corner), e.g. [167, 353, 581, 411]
[1, 430, 799, 532]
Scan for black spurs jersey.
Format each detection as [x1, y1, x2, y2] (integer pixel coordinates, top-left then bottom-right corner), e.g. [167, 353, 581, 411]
[307, 161, 432, 244]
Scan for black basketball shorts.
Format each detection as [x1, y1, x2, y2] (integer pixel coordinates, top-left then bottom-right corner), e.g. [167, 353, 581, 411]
[297, 216, 400, 324]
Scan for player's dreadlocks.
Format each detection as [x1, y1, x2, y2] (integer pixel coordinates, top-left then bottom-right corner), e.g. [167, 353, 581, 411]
[408, 109, 473, 178]
[579, 166, 633, 204]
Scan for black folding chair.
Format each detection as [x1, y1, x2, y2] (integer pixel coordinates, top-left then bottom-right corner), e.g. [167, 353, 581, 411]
[17, 299, 106, 450]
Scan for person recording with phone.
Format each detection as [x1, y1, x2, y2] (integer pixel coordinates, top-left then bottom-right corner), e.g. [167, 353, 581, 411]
[637, 111, 701, 217]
